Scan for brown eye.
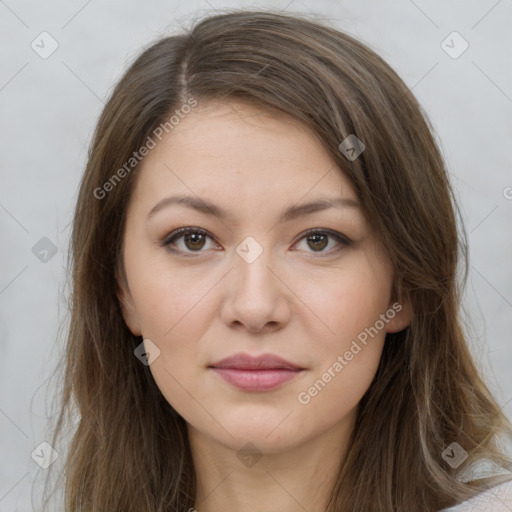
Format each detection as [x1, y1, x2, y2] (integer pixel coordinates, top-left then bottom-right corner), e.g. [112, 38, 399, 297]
[184, 232, 207, 251]
[294, 229, 351, 256]
[162, 227, 217, 255]
[306, 233, 329, 251]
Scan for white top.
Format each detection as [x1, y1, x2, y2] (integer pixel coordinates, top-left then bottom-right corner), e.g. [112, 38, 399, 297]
[440, 479, 512, 511]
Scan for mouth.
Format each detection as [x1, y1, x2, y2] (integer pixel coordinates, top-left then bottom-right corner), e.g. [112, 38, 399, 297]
[208, 352, 305, 391]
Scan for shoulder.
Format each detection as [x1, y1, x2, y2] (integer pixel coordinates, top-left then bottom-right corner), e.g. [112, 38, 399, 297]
[440, 479, 512, 511]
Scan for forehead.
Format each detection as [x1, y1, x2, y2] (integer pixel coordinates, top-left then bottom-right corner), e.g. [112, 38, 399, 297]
[129, 100, 359, 217]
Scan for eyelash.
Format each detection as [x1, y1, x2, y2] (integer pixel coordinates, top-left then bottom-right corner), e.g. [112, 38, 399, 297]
[161, 227, 352, 258]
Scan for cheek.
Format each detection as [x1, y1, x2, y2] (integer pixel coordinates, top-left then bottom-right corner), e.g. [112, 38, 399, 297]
[125, 241, 218, 341]
[127, 266, 216, 417]
[296, 337, 384, 427]
[295, 265, 389, 419]
[124, 255, 228, 404]
[296, 258, 392, 353]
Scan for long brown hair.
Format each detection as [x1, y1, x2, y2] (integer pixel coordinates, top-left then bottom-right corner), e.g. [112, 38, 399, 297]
[41, 8, 512, 511]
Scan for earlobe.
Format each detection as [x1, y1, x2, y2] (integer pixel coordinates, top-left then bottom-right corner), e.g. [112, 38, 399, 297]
[385, 298, 411, 333]
[116, 281, 142, 337]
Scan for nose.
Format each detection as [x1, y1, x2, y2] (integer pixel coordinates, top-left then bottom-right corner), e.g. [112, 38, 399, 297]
[219, 240, 292, 334]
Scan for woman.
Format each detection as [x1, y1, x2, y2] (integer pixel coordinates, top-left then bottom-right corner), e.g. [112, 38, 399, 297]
[43, 9, 512, 511]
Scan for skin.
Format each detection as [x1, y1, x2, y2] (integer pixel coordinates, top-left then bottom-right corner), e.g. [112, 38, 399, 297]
[117, 100, 411, 512]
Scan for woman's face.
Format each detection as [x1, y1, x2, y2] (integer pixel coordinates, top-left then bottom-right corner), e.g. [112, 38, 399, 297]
[118, 100, 410, 454]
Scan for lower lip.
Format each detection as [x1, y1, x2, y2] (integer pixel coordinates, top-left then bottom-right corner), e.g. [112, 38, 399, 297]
[210, 368, 302, 391]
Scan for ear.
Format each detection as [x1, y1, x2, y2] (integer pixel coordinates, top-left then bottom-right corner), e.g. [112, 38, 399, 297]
[116, 275, 142, 337]
[385, 298, 411, 333]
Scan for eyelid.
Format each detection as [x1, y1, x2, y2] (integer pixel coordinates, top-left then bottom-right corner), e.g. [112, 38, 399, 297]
[161, 226, 352, 257]
[161, 227, 219, 256]
[295, 228, 352, 246]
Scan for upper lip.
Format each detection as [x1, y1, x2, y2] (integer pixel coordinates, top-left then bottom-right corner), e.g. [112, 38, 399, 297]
[209, 352, 304, 371]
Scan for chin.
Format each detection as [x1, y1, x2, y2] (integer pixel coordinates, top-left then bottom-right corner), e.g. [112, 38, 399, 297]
[223, 415, 306, 452]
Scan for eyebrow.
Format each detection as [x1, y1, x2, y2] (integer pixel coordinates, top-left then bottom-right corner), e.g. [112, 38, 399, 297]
[146, 194, 360, 224]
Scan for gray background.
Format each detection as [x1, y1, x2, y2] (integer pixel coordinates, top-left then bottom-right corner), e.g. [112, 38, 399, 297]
[1, 0, 511, 509]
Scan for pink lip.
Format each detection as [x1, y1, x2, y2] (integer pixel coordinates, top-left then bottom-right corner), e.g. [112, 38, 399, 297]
[209, 353, 305, 391]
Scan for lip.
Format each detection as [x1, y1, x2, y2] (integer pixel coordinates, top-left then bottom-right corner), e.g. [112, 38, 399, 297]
[209, 352, 305, 391]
